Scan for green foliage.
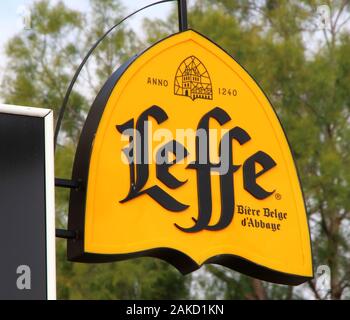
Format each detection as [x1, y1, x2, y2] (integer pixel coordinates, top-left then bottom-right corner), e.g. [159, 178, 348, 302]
[57, 250, 190, 299]
[1, 0, 190, 300]
[143, 0, 350, 299]
[1, 0, 350, 300]
[2, 0, 87, 143]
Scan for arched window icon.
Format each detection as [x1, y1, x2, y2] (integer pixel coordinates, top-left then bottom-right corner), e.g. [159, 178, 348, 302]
[174, 56, 213, 101]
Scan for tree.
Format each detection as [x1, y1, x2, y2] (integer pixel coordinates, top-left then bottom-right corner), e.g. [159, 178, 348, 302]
[2, 0, 350, 300]
[1, 0, 190, 300]
[143, 0, 350, 299]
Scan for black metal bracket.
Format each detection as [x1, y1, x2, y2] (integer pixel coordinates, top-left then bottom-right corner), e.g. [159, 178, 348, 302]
[55, 179, 80, 240]
[53, 0, 189, 245]
[53, 0, 178, 150]
[55, 178, 81, 190]
[56, 229, 77, 239]
[178, 0, 188, 32]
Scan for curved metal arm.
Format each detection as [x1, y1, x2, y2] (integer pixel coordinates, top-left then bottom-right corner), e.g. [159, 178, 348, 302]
[178, 0, 188, 31]
[54, 0, 179, 149]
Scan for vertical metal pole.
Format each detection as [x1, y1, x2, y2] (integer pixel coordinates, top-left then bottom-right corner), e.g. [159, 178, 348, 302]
[178, 0, 188, 32]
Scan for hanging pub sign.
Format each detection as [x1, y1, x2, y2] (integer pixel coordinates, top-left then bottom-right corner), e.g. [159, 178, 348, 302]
[67, 30, 313, 285]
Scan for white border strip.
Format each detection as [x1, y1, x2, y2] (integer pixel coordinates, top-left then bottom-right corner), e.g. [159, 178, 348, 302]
[0, 104, 51, 118]
[44, 110, 57, 300]
[0, 104, 56, 300]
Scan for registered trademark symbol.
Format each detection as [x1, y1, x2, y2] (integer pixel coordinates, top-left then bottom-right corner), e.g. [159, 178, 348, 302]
[275, 193, 282, 200]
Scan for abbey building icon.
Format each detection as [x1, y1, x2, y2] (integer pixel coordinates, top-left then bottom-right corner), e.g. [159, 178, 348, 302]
[174, 56, 213, 101]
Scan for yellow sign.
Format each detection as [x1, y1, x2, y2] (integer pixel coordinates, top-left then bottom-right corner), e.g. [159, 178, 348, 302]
[68, 30, 313, 285]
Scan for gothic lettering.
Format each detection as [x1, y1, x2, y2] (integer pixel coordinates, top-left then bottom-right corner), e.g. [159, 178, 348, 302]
[117, 105, 277, 233]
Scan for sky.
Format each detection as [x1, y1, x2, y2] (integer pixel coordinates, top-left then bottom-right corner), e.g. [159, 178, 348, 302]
[1, 1, 349, 100]
[0, 0, 175, 47]
[0, 0, 175, 95]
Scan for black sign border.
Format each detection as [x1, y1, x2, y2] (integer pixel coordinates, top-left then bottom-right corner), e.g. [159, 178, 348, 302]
[67, 29, 313, 286]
